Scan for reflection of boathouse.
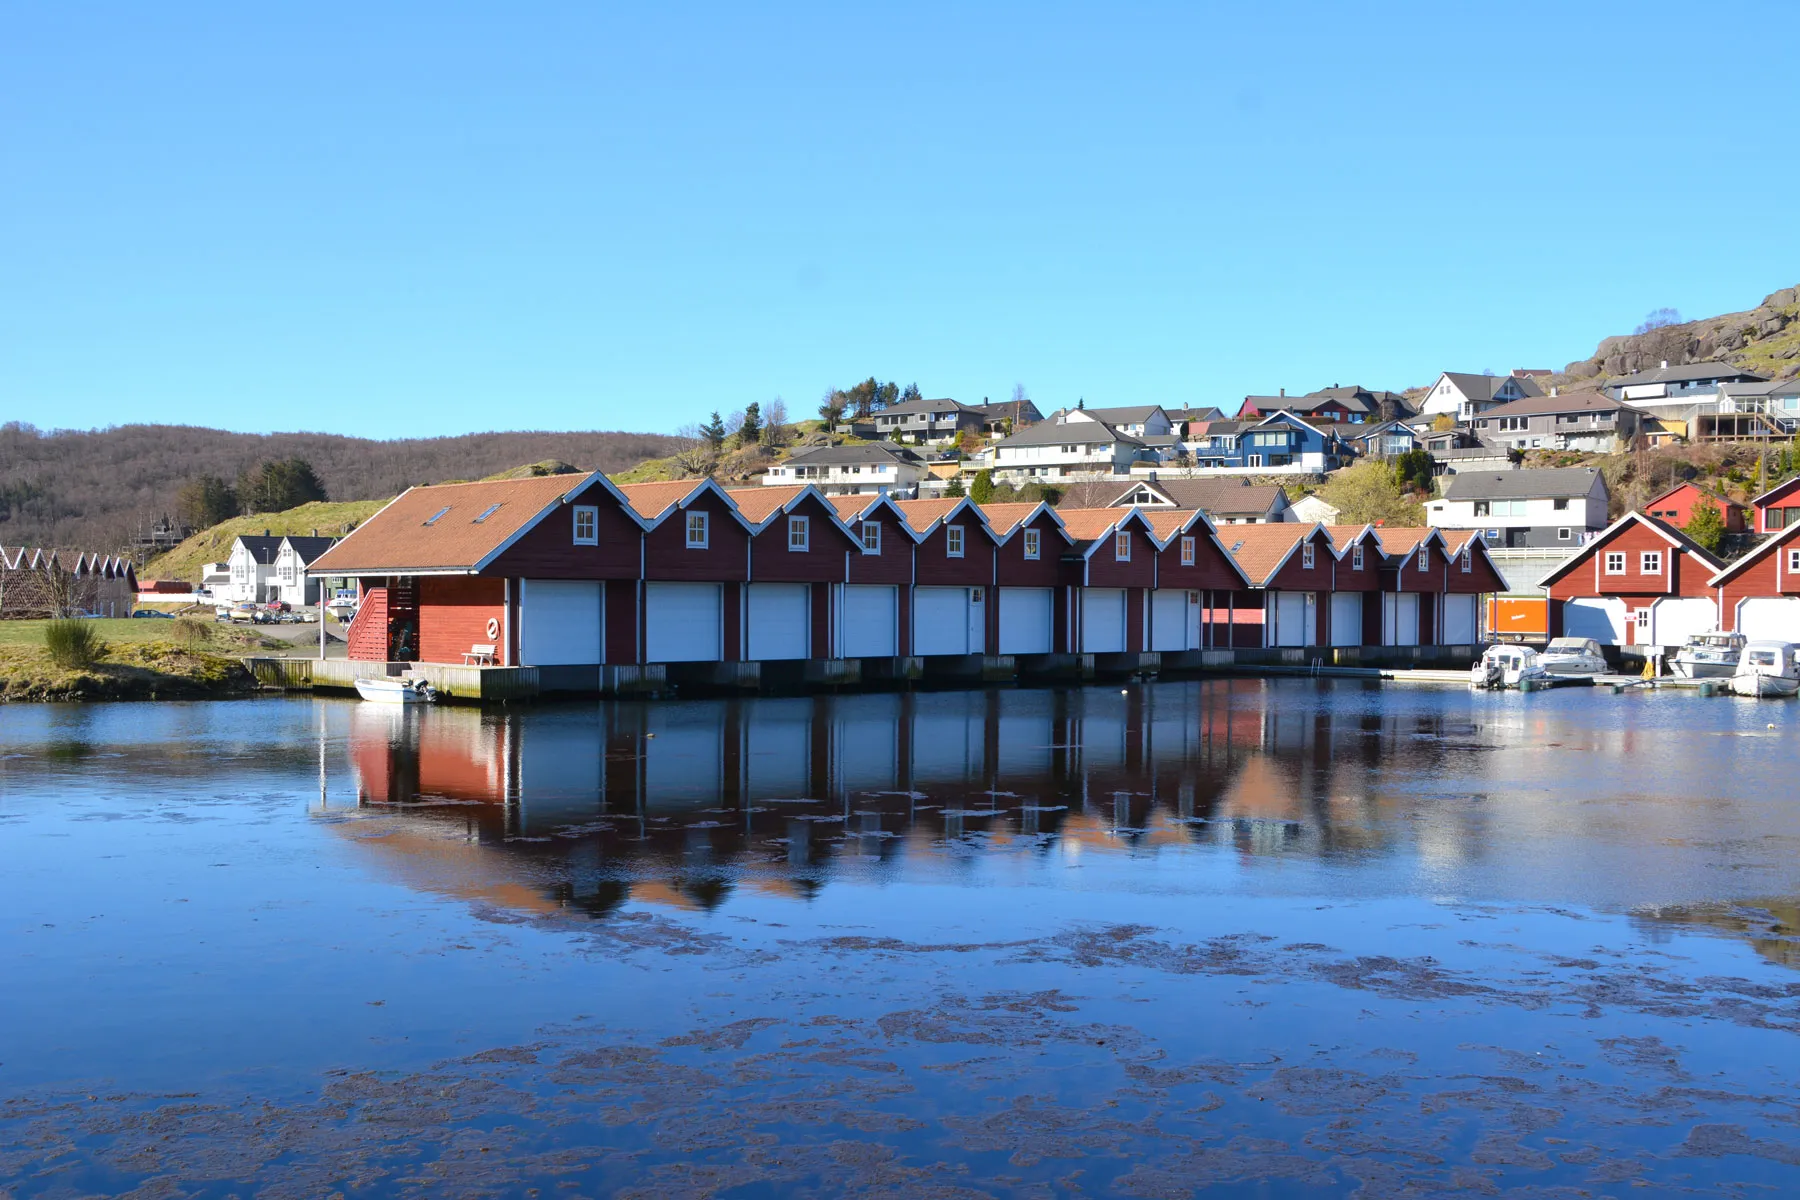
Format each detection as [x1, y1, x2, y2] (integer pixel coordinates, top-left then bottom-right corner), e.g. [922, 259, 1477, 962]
[334, 680, 1475, 918]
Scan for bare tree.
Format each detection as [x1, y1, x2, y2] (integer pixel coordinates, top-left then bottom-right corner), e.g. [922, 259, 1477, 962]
[668, 423, 719, 478]
[761, 397, 790, 449]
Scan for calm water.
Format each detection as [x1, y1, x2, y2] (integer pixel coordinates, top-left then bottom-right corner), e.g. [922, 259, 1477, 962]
[3, 680, 1800, 1196]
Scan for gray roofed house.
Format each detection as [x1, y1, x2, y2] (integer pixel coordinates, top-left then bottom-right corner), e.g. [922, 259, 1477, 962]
[971, 397, 1044, 432]
[1427, 466, 1610, 549]
[1470, 388, 1641, 452]
[864, 397, 985, 444]
[988, 414, 1149, 481]
[1105, 477, 1290, 523]
[992, 419, 1142, 448]
[761, 440, 930, 496]
[1606, 360, 1766, 391]
[274, 534, 342, 606]
[1442, 467, 1605, 502]
[1062, 405, 1173, 437]
[1419, 371, 1544, 421]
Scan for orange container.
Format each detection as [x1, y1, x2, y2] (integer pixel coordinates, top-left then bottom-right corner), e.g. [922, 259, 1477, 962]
[1485, 596, 1548, 639]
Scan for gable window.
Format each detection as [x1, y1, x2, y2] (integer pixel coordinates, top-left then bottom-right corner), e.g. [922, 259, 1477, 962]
[1352, 544, 1364, 570]
[1301, 542, 1315, 570]
[945, 524, 965, 558]
[861, 521, 881, 554]
[572, 506, 598, 545]
[1114, 531, 1131, 561]
[1461, 546, 1472, 572]
[1640, 551, 1661, 575]
[1180, 536, 1195, 566]
[1418, 547, 1430, 571]
[1024, 528, 1041, 560]
[1605, 551, 1625, 574]
[788, 515, 810, 552]
[686, 511, 709, 549]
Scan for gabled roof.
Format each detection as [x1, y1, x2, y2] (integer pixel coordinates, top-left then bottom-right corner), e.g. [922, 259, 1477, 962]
[1217, 522, 1328, 586]
[1606, 361, 1767, 388]
[278, 535, 339, 564]
[1708, 519, 1800, 585]
[1067, 405, 1166, 425]
[1251, 409, 1331, 437]
[1476, 389, 1626, 421]
[1750, 475, 1800, 508]
[1642, 481, 1744, 512]
[1054, 507, 1158, 558]
[1719, 379, 1800, 398]
[614, 478, 758, 532]
[827, 491, 915, 533]
[1442, 467, 1604, 502]
[1105, 477, 1288, 518]
[1241, 392, 1372, 415]
[1364, 526, 1448, 557]
[231, 535, 285, 564]
[875, 396, 971, 417]
[1143, 509, 1255, 584]
[1437, 371, 1545, 402]
[894, 496, 988, 537]
[1537, 511, 1727, 588]
[1325, 523, 1382, 552]
[1168, 406, 1226, 422]
[783, 441, 924, 466]
[994, 417, 1143, 448]
[309, 473, 609, 575]
[978, 502, 1066, 541]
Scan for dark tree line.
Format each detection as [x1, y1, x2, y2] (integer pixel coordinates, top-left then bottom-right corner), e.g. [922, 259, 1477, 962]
[818, 379, 920, 425]
[174, 457, 331, 529]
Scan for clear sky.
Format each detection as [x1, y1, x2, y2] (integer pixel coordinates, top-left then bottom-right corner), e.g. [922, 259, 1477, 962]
[5, 2, 1798, 440]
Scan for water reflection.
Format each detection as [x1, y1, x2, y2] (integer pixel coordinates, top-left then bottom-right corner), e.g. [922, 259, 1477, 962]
[333, 680, 1507, 918]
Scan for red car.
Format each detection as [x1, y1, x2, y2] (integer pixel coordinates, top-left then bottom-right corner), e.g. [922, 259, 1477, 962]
[264, 601, 292, 613]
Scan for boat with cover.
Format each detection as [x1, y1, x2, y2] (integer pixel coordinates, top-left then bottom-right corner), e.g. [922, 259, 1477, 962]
[1728, 641, 1800, 698]
[1470, 644, 1551, 690]
[1538, 637, 1607, 676]
[354, 676, 439, 704]
[1670, 631, 1746, 680]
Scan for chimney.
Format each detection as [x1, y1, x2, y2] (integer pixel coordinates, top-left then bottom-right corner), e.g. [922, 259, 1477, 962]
[263, 529, 270, 537]
[1660, 359, 1668, 369]
[1551, 386, 1558, 397]
[1279, 387, 1285, 397]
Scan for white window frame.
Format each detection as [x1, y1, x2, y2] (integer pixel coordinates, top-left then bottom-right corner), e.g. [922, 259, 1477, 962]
[1301, 542, 1315, 570]
[1789, 548, 1800, 574]
[1352, 544, 1364, 570]
[1114, 531, 1131, 561]
[1460, 546, 1472, 572]
[1180, 536, 1195, 566]
[945, 524, 965, 558]
[686, 511, 709, 549]
[1023, 528, 1041, 560]
[861, 521, 881, 554]
[788, 515, 810, 552]
[1558, 527, 1572, 541]
[1635, 608, 1651, 633]
[573, 505, 599, 546]
[1604, 551, 1625, 575]
[1640, 550, 1662, 575]
[1417, 547, 1430, 571]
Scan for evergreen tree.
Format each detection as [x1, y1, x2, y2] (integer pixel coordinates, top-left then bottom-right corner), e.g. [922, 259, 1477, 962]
[175, 474, 238, 529]
[899, 382, 922, 407]
[236, 458, 327, 514]
[969, 469, 995, 504]
[1683, 500, 1728, 555]
[945, 475, 965, 498]
[699, 412, 727, 450]
[738, 402, 763, 447]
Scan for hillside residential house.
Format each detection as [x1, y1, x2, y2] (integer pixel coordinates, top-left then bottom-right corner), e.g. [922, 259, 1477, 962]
[200, 561, 231, 595]
[1181, 412, 1348, 472]
[864, 397, 985, 445]
[223, 535, 284, 603]
[1424, 467, 1609, 549]
[271, 535, 341, 605]
[987, 413, 1147, 482]
[1538, 512, 1726, 647]
[1751, 476, 1800, 533]
[1104, 477, 1292, 524]
[1062, 405, 1173, 438]
[1419, 372, 1544, 421]
[1605, 360, 1766, 404]
[1235, 385, 1411, 425]
[1700, 378, 1800, 440]
[1350, 419, 1421, 458]
[1641, 482, 1745, 533]
[971, 397, 1044, 434]
[761, 442, 929, 496]
[1287, 494, 1342, 525]
[1470, 389, 1642, 452]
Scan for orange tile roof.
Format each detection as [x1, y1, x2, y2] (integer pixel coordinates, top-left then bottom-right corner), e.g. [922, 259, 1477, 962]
[1325, 523, 1378, 549]
[829, 494, 882, 521]
[1438, 529, 1480, 554]
[1053, 507, 1129, 543]
[1215, 522, 1314, 585]
[310, 474, 596, 574]
[1369, 526, 1436, 554]
[1144, 509, 1207, 541]
[978, 503, 1045, 536]
[615, 480, 708, 522]
[894, 498, 970, 534]
[725, 485, 806, 524]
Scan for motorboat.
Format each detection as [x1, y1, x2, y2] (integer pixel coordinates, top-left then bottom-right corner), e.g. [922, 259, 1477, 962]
[1471, 644, 1551, 690]
[1729, 641, 1800, 698]
[1538, 637, 1607, 676]
[354, 676, 439, 704]
[1671, 631, 1746, 680]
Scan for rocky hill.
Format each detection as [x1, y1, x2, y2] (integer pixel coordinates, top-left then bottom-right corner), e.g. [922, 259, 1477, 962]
[1558, 285, 1800, 384]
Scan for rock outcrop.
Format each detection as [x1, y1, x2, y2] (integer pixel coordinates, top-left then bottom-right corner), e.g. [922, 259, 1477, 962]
[1560, 286, 1800, 383]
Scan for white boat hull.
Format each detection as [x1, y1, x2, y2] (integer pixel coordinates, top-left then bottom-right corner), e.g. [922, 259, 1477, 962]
[354, 677, 437, 704]
[1671, 657, 1737, 680]
[1729, 672, 1800, 698]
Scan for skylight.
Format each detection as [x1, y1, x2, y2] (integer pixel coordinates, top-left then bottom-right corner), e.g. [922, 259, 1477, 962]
[1230, 541, 1244, 553]
[423, 506, 451, 526]
[472, 503, 503, 523]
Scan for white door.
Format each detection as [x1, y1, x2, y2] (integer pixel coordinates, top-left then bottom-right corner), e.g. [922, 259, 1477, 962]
[1384, 592, 1420, 646]
[1330, 592, 1362, 647]
[1273, 591, 1311, 647]
[1649, 597, 1717, 648]
[1080, 588, 1126, 653]
[1563, 597, 1626, 645]
[519, 579, 601, 665]
[644, 582, 722, 662]
[999, 587, 1054, 654]
[1441, 594, 1477, 644]
[968, 588, 987, 655]
[1737, 597, 1800, 642]
[746, 583, 809, 661]
[915, 586, 972, 656]
[1149, 589, 1190, 651]
[841, 585, 897, 657]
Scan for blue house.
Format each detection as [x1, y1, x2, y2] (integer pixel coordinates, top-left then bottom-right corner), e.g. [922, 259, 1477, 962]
[1183, 411, 1349, 472]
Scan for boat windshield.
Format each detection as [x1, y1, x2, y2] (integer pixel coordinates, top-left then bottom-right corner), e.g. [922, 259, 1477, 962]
[1545, 639, 1591, 654]
[1748, 651, 1778, 667]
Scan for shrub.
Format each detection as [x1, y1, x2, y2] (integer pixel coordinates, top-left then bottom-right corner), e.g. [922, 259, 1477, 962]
[172, 618, 213, 649]
[44, 619, 105, 668]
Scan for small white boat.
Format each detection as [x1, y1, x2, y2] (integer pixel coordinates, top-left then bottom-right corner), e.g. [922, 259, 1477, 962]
[354, 676, 439, 704]
[1471, 644, 1551, 690]
[1729, 641, 1800, 698]
[1538, 637, 1607, 676]
[1671, 631, 1746, 680]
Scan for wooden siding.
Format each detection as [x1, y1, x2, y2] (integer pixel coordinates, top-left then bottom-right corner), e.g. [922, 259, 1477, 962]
[349, 583, 390, 661]
[643, 493, 750, 582]
[484, 479, 642, 580]
[747, 494, 857, 583]
[1082, 526, 1158, 588]
[418, 576, 507, 666]
[913, 522, 996, 586]
[844, 508, 914, 585]
[1152, 527, 1243, 591]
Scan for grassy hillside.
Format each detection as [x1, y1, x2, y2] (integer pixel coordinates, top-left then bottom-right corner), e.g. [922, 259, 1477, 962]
[142, 499, 388, 583]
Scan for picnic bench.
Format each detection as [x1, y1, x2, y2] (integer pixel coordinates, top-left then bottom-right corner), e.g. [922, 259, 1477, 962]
[461, 643, 497, 666]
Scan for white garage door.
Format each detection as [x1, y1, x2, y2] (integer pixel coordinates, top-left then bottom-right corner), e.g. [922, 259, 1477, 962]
[1384, 592, 1420, 646]
[1149, 589, 1193, 652]
[1441, 594, 1477, 644]
[1330, 592, 1362, 647]
[1649, 597, 1716, 648]
[999, 587, 1054, 655]
[1563, 597, 1626, 645]
[1272, 591, 1313, 647]
[841, 585, 897, 658]
[644, 582, 722, 662]
[1737, 597, 1800, 643]
[915, 586, 979, 656]
[747, 583, 809, 661]
[520, 579, 601, 665]
[1080, 588, 1126, 653]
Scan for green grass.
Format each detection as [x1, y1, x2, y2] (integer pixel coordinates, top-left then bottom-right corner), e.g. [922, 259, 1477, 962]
[0, 618, 285, 652]
[142, 499, 390, 584]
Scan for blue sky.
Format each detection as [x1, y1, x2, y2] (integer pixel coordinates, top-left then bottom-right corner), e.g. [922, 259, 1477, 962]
[5, 2, 1798, 440]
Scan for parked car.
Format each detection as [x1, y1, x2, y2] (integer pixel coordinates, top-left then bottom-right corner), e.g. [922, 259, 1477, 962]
[265, 601, 291, 613]
[131, 610, 174, 619]
[227, 602, 266, 624]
